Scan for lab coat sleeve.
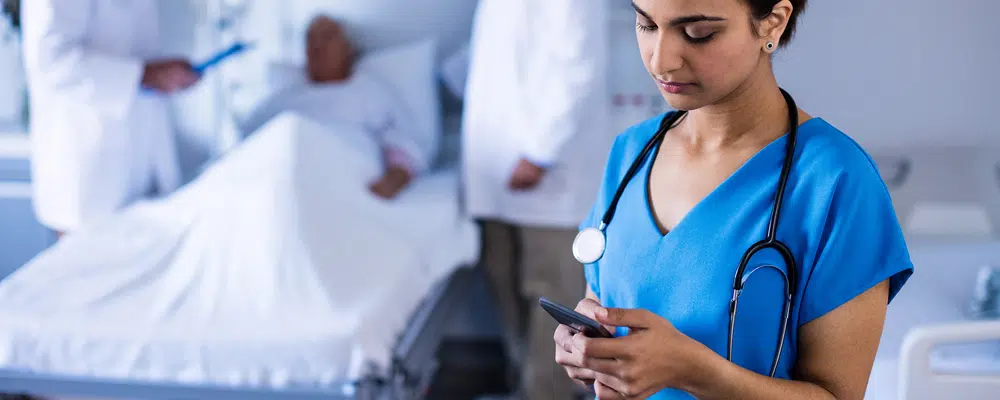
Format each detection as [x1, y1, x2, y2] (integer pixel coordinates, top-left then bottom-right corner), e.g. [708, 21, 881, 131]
[797, 163, 915, 326]
[519, 0, 607, 166]
[22, 0, 145, 120]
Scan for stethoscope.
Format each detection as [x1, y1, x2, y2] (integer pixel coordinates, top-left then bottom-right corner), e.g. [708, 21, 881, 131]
[572, 88, 800, 377]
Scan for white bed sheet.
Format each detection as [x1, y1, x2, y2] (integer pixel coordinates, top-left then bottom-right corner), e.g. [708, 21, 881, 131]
[0, 112, 480, 389]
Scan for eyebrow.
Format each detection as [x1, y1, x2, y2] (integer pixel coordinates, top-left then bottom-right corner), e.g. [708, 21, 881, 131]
[631, 2, 727, 26]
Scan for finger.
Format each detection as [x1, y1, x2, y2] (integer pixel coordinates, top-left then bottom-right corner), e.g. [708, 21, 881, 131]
[578, 354, 621, 375]
[594, 307, 657, 329]
[572, 334, 627, 360]
[556, 336, 589, 369]
[594, 380, 625, 400]
[574, 298, 603, 319]
[594, 372, 633, 398]
[564, 365, 597, 382]
[553, 325, 575, 352]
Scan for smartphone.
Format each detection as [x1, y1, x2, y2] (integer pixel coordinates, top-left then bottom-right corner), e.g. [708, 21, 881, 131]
[538, 297, 613, 338]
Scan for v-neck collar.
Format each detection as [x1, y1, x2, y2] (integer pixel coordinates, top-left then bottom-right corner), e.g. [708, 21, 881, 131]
[640, 118, 819, 239]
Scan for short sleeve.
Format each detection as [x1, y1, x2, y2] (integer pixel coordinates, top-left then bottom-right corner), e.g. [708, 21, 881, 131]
[798, 164, 914, 325]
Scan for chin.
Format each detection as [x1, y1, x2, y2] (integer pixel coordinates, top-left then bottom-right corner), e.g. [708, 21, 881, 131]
[662, 94, 707, 112]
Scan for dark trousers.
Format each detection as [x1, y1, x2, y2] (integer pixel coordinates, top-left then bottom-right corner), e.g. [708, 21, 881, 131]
[479, 220, 585, 400]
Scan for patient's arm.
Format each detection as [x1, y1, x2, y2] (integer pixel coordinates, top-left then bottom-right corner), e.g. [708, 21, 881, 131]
[369, 165, 413, 199]
[369, 146, 414, 199]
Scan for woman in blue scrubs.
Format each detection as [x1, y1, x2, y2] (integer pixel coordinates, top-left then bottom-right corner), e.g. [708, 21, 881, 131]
[554, 0, 913, 399]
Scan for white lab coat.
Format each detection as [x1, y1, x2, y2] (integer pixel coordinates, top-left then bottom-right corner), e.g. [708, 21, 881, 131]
[461, 0, 611, 228]
[21, 0, 180, 232]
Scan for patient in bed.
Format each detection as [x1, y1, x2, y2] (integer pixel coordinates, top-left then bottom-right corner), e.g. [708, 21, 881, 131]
[238, 16, 427, 199]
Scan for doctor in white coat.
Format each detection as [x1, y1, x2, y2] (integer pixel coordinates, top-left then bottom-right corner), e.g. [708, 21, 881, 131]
[461, 0, 610, 399]
[21, 0, 200, 235]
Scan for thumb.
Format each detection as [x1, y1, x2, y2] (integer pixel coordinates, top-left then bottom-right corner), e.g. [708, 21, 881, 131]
[594, 306, 655, 329]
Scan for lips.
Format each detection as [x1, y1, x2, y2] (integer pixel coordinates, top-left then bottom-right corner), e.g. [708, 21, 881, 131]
[658, 79, 694, 94]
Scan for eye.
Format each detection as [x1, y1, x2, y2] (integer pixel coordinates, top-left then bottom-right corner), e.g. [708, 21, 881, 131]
[635, 15, 657, 33]
[683, 26, 716, 44]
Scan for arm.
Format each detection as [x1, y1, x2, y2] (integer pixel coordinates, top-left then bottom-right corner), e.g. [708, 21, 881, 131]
[682, 280, 889, 400]
[518, 0, 607, 166]
[370, 116, 421, 200]
[21, 0, 144, 119]
[575, 280, 889, 399]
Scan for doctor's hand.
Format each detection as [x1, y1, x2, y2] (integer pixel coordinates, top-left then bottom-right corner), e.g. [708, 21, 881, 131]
[508, 158, 546, 191]
[142, 60, 200, 93]
[569, 307, 708, 399]
[554, 298, 618, 390]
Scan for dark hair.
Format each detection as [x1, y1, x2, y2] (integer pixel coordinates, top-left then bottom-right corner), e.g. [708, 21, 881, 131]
[744, 0, 806, 47]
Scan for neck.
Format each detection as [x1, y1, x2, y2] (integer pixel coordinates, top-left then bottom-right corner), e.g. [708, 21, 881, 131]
[679, 68, 790, 151]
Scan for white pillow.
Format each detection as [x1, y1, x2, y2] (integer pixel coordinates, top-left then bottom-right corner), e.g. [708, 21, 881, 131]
[262, 39, 442, 146]
[355, 39, 442, 149]
[265, 62, 308, 91]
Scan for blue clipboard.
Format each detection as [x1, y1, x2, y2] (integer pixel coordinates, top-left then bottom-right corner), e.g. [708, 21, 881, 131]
[141, 42, 255, 94]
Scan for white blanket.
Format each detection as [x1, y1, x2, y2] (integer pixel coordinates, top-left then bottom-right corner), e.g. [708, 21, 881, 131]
[0, 112, 480, 389]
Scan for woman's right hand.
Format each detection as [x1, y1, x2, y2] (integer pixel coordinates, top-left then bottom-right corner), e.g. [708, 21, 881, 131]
[554, 298, 614, 388]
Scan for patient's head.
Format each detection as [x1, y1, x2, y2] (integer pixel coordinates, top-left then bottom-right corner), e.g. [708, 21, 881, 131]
[306, 15, 356, 83]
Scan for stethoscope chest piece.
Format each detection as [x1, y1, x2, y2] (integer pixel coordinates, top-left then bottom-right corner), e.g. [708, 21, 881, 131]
[573, 227, 606, 264]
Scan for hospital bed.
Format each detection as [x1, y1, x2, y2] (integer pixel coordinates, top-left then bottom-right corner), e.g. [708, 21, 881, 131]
[0, 111, 494, 400]
[864, 240, 1000, 399]
[863, 150, 1000, 399]
[0, 1, 489, 396]
[0, 266, 502, 400]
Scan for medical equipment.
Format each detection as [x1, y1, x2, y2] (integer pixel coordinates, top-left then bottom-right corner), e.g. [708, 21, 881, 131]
[969, 265, 1000, 318]
[572, 88, 801, 377]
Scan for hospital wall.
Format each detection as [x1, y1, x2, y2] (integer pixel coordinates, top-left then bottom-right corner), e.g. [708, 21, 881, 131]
[771, 0, 1000, 239]
[609, 0, 1000, 239]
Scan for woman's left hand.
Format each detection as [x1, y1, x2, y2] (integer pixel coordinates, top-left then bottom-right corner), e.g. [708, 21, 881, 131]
[572, 306, 705, 399]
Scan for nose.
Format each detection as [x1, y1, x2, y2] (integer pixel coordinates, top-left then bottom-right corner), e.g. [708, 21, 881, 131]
[648, 34, 684, 77]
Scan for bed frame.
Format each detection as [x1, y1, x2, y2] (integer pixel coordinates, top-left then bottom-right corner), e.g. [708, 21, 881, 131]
[0, 267, 494, 400]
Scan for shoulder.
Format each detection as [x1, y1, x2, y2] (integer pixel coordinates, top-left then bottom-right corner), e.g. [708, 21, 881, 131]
[792, 118, 889, 196]
[606, 112, 669, 164]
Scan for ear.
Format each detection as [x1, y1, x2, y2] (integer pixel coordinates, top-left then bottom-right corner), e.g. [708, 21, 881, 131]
[758, 0, 794, 51]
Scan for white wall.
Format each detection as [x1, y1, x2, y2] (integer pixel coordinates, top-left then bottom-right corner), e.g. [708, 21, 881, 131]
[772, 0, 1000, 149]
[609, 0, 1000, 149]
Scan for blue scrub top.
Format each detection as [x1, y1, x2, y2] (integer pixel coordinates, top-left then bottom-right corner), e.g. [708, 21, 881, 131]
[580, 114, 913, 399]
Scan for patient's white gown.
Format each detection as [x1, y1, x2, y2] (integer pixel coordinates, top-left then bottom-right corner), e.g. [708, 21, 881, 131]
[0, 107, 478, 388]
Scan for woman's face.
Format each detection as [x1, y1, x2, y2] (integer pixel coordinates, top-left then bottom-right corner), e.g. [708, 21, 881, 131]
[632, 0, 781, 111]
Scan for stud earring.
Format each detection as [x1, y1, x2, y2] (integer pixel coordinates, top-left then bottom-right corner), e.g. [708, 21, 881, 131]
[766, 41, 776, 51]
